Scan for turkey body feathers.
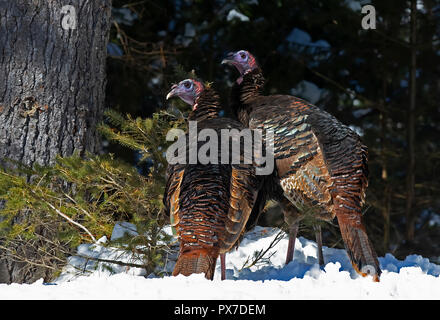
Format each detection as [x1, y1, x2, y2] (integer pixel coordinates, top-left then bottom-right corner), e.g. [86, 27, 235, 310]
[247, 96, 369, 218]
[164, 87, 261, 279]
[232, 68, 380, 279]
[168, 161, 230, 280]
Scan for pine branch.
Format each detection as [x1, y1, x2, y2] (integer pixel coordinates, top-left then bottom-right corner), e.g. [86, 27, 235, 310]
[40, 197, 97, 243]
[239, 229, 285, 271]
[0, 107, 182, 279]
[75, 253, 146, 269]
[0, 245, 59, 271]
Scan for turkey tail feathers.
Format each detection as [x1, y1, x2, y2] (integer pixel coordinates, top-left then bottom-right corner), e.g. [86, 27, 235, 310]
[336, 211, 381, 281]
[172, 249, 218, 280]
[222, 164, 259, 250]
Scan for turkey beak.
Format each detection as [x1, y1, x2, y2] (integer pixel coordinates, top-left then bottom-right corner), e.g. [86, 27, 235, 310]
[221, 52, 236, 66]
[166, 84, 179, 100]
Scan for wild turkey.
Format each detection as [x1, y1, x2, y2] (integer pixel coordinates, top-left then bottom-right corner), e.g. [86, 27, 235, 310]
[222, 50, 381, 281]
[164, 78, 263, 280]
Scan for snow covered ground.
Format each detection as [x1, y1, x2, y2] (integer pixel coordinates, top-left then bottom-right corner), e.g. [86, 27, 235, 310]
[1, 224, 439, 300]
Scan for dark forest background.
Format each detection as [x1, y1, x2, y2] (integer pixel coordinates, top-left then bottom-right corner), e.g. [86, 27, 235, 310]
[105, 0, 440, 263]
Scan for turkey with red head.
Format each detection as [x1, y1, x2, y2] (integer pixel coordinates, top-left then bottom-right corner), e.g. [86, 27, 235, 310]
[164, 78, 264, 280]
[222, 50, 381, 281]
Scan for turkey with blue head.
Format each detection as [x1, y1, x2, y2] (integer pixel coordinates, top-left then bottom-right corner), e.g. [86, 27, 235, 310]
[222, 50, 381, 281]
[164, 78, 265, 280]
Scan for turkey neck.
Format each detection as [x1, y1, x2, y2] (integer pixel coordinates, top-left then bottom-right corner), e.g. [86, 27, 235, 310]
[188, 87, 221, 122]
[233, 68, 265, 126]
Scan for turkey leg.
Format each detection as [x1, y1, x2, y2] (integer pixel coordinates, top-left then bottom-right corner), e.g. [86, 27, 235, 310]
[220, 253, 226, 280]
[314, 224, 324, 266]
[285, 222, 299, 265]
[279, 198, 301, 265]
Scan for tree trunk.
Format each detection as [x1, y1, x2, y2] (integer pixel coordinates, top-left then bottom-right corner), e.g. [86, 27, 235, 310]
[0, 0, 112, 283]
[405, 0, 417, 242]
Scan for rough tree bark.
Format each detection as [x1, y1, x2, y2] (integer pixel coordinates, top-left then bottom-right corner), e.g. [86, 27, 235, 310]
[0, 0, 112, 283]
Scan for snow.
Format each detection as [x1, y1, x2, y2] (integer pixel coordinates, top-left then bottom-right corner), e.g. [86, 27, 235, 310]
[226, 9, 250, 22]
[285, 28, 331, 52]
[344, 0, 362, 12]
[352, 108, 372, 119]
[1, 225, 439, 300]
[349, 125, 364, 137]
[110, 221, 139, 240]
[107, 43, 123, 57]
[290, 80, 327, 104]
[344, 0, 371, 12]
[283, 28, 331, 62]
[286, 28, 311, 46]
[429, 214, 440, 227]
[174, 22, 198, 47]
[184, 23, 196, 38]
[112, 8, 138, 26]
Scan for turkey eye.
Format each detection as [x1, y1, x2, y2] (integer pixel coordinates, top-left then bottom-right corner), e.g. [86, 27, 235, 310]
[184, 81, 191, 89]
[240, 53, 246, 59]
